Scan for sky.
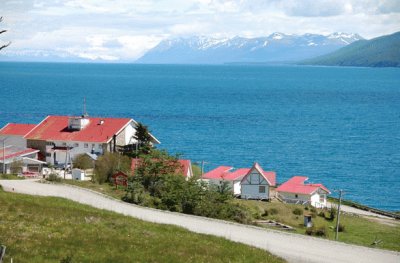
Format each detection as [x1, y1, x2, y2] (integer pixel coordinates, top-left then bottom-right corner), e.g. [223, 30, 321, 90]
[0, 0, 399, 62]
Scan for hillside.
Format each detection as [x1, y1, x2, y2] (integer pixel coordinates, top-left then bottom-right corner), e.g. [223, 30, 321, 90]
[301, 31, 400, 67]
[136, 32, 362, 64]
[0, 188, 283, 263]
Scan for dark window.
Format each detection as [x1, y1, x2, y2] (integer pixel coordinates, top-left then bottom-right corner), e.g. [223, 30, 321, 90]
[259, 186, 266, 193]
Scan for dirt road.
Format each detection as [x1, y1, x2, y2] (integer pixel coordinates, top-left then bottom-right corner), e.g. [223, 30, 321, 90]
[1, 179, 399, 263]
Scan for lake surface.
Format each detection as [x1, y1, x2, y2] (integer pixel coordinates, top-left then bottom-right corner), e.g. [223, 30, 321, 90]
[0, 62, 399, 211]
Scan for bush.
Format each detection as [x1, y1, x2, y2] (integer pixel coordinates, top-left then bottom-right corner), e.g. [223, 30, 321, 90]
[73, 154, 94, 170]
[94, 152, 131, 184]
[305, 226, 328, 237]
[262, 209, 269, 217]
[318, 211, 326, 217]
[327, 207, 336, 221]
[47, 173, 61, 182]
[269, 208, 279, 215]
[338, 223, 345, 232]
[292, 208, 303, 216]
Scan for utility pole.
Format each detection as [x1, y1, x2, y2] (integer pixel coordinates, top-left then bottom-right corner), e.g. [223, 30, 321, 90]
[1, 138, 8, 174]
[200, 160, 208, 176]
[335, 189, 344, 241]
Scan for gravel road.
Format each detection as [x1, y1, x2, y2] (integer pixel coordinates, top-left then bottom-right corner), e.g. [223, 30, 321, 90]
[1, 179, 399, 263]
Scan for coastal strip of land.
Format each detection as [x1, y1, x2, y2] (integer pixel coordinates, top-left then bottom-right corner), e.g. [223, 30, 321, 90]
[1, 179, 399, 263]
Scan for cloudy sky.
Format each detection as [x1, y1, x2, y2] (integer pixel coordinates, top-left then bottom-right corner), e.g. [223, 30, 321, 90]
[1, 0, 399, 61]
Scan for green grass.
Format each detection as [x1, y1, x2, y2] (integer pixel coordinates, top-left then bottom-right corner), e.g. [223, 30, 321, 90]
[0, 174, 24, 180]
[0, 188, 284, 263]
[56, 180, 400, 251]
[236, 200, 400, 251]
[60, 179, 125, 200]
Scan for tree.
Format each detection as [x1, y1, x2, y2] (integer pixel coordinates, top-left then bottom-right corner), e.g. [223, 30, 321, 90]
[73, 154, 94, 170]
[118, 122, 154, 157]
[93, 152, 130, 184]
[0, 17, 11, 51]
[10, 159, 23, 174]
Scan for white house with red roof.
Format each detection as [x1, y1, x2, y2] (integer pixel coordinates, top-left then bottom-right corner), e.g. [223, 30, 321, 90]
[0, 123, 36, 149]
[276, 176, 330, 208]
[202, 162, 276, 198]
[240, 163, 276, 200]
[202, 166, 249, 195]
[0, 115, 160, 167]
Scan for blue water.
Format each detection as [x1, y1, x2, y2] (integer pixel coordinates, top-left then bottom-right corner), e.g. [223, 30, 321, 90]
[1, 62, 399, 211]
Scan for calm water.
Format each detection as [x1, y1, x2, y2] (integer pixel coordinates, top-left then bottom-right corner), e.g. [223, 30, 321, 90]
[0, 62, 399, 211]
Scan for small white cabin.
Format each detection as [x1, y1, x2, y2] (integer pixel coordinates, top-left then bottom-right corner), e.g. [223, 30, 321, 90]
[240, 163, 276, 200]
[276, 176, 330, 208]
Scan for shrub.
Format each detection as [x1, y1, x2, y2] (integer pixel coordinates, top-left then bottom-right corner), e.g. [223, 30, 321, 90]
[338, 223, 345, 232]
[305, 226, 328, 237]
[292, 208, 303, 216]
[269, 208, 279, 215]
[47, 173, 61, 182]
[94, 152, 131, 184]
[262, 209, 269, 217]
[328, 207, 337, 221]
[315, 226, 328, 237]
[318, 211, 326, 217]
[73, 154, 94, 170]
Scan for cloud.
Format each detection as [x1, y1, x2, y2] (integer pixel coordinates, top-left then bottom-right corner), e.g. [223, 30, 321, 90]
[1, 0, 399, 62]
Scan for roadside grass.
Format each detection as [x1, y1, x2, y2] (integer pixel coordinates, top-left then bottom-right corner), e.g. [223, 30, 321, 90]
[55, 180, 400, 251]
[236, 199, 400, 251]
[59, 179, 126, 200]
[0, 174, 24, 180]
[0, 188, 285, 263]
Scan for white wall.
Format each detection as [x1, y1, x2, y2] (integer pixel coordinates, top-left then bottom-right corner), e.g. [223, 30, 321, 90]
[0, 135, 27, 149]
[240, 169, 270, 199]
[46, 140, 103, 165]
[124, 122, 136, 145]
[278, 190, 328, 208]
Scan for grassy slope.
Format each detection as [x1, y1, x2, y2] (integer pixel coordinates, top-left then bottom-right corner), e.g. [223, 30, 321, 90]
[60, 180, 400, 251]
[0, 188, 284, 263]
[302, 31, 400, 67]
[237, 200, 400, 251]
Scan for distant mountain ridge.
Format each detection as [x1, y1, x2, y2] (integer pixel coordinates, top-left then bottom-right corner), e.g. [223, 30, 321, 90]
[301, 31, 400, 67]
[136, 32, 363, 64]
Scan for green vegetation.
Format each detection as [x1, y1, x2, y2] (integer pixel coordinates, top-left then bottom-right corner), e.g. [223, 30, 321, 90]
[237, 200, 400, 251]
[73, 154, 94, 170]
[302, 31, 400, 67]
[0, 188, 284, 263]
[125, 150, 251, 223]
[93, 152, 131, 184]
[0, 174, 24, 180]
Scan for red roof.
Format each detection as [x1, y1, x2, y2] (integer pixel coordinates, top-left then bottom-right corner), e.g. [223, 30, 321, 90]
[178, 159, 192, 177]
[131, 158, 192, 178]
[25, 116, 132, 143]
[0, 123, 36, 136]
[202, 163, 275, 184]
[202, 166, 234, 180]
[276, 176, 330, 195]
[0, 146, 39, 161]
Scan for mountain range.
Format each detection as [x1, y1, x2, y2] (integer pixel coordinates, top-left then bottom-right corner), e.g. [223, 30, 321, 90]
[136, 32, 363, 64]
[301, 31, 400, 67]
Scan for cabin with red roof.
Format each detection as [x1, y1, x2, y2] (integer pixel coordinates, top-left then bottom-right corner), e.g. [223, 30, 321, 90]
[202, 166, 248, 195]
[276, 176, 330, 208]
[202, 162, 276, 198]
[240, 163, 276, 200]
[0, 123, 36, 149]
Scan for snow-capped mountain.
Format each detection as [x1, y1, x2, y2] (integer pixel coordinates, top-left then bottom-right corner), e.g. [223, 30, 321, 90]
[136, 32, 363, 64]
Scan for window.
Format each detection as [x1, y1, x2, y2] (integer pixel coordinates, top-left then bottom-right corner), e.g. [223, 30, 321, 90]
[92, 144, 95, 148]
[74, 143, 79, 147]
[46, 153, 51, 157]
[98, 144, 102, 149]
[84, 143, 88, 148]
[259, 186, 266, 193]
[62, 142, 67, 146]
[319, 194, 325, 203]
[46, 142, 54, 146]
[295, 194, 298, 198]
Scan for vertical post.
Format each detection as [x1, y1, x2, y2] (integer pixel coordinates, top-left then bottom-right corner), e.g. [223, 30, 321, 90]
[201, 160, 204, 176]
[335, 189, 343, 241]
[2, 140, 5, 174]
